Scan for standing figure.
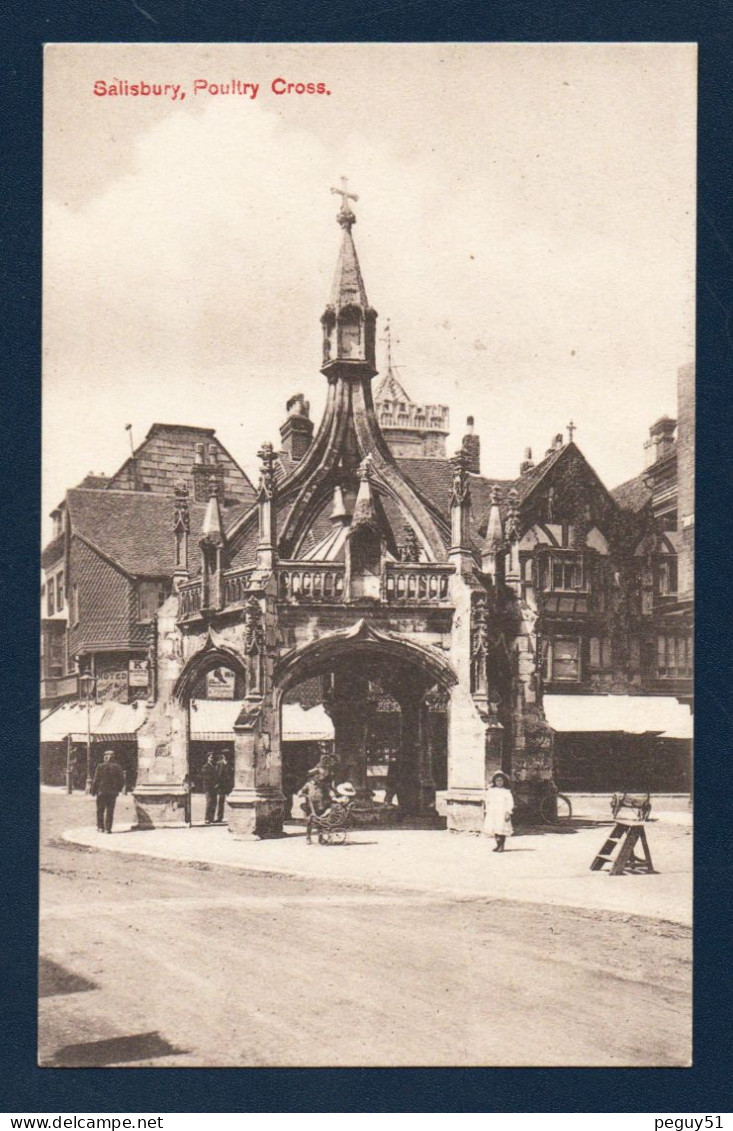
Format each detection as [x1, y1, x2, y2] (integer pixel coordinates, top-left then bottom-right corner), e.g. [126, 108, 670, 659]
[298, 767, 335, 845]
[202, 751, 218, 825]
[483, 771, 514, 852]
[215, 753, 235, 823]
[383, 756, 398, 806]
[91, 750, 126, 834]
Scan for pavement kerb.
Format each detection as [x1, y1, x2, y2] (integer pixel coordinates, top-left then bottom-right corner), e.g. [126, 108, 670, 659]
[60, 821, 692, 928]
[60, 827, 500, 904]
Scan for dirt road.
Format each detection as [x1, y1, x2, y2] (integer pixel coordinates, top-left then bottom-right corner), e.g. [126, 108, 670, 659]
[39, 791, 691, 1067]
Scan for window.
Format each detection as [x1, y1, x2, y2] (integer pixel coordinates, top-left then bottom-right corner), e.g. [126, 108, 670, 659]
[56, 573, 65, 612]
[656, 556, 678, 596]
[656, 635, 692, 678]
[138, 579, 168, 622]
[589, 636, 612, 671]
[538, 552, 585, 592]
[552, 555, 583, 590]
[47, 580, 55, 617]
[545, 637, 580, 681]
[47, 633, 64, 679]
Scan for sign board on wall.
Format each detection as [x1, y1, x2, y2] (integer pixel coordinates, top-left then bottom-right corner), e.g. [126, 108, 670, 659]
[96, 670, 128, 702]
[206, 667, 236, 700]
[128, 659, 150, 688]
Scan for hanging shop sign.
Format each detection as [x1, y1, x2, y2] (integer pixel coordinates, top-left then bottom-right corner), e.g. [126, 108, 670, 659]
[206, 666, 236, 700]
[128, 658, 150, 688]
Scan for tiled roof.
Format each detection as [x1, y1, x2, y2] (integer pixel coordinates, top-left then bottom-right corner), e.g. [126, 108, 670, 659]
[396, 458, 453, 517]
[67, 489, 246, 578]
[77, 474, 109, 489]
[512, 447, 566, 502]
[226, 444, 617, 568]
[611, 472, 652, 513]
[41, 534, 65, 570]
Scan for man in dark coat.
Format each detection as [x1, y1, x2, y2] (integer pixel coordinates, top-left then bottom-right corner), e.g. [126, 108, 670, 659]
[91, 750, 126, 833]
[215, 753, 235, 823]
[202, 751, 218, 825]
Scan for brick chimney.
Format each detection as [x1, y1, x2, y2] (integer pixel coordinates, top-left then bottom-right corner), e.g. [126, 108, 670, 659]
[519, 446, 534, 475]
[280, 394, 314, 462]
[191, 440, 225, 502]
[461, 416, 481, 474]
[644, 416, 677, 468]
[546, 433, 564, 457]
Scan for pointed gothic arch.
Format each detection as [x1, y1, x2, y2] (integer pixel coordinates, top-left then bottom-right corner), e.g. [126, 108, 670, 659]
[274, 618, 457, 697]
[173, 636, 249, 705]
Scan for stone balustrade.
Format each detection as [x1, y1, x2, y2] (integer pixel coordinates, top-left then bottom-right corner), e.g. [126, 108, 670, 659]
[222, 567, 258, 606]
[278, 563, 345, 602]
[177, 580, 202, 618]
[384, 562, 453, 603]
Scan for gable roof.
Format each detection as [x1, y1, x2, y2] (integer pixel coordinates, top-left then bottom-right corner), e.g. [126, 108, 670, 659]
[611, 471, 653, 513]
[66, 488, 248, 578]
[374, 369, 413, 405]
[512, 446, 566, 501]
[225, 443, 620, 568]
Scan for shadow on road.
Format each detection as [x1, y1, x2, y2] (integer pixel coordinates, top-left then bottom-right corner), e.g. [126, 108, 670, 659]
[39, 957, 97, 998]
[47, 1031, 186, 1066]
[514, 817, 614, 836]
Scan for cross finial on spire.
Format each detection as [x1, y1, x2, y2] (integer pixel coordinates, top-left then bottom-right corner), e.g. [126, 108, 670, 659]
[331, 176, 358, 228]
[381, 320, 400, 373]
[567, 420, 576, 443]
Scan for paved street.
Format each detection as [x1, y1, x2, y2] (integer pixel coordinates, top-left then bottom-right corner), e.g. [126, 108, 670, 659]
[40, 790, 691, 1068]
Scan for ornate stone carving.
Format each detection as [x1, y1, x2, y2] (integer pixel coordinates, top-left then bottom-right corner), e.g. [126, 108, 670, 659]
[449, 449, 470, 507]
[357, 453, 373, 481]
[257, 441, 277, 500]
[243, 595, 264, 655]
[505, 488, 520, 543]
[400, 524, 420, 563]
[423, 684, 450, 712]
[470, 593, 490, 695]
[173, 481, 190, 533]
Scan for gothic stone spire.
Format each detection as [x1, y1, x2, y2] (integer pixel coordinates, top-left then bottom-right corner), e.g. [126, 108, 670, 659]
[321, 179, 377, 375]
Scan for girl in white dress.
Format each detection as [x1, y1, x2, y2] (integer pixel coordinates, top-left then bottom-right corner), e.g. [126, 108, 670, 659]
[483, 771, 514, 852]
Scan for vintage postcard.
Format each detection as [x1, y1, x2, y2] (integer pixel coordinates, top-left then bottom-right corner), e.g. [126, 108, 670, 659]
[41, 42, 695, 1068]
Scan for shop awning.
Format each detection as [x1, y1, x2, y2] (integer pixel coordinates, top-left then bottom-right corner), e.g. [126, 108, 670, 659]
[40, 700, 147, 743]
[544, 694, 692, 739]
[281, 703, 334, 742]
[189, 699, 242, 741]
[188, 700, 335, 742]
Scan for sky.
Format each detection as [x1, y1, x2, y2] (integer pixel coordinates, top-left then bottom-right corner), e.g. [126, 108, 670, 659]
[43, 42, 696, 538]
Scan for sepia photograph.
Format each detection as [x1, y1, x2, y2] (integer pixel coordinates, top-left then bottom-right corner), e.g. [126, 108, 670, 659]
[40, 42, 695, 1068]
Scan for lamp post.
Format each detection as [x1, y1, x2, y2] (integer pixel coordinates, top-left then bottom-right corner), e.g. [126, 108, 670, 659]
[79, 672, 96, 794]
[65, 734, 73, 795]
